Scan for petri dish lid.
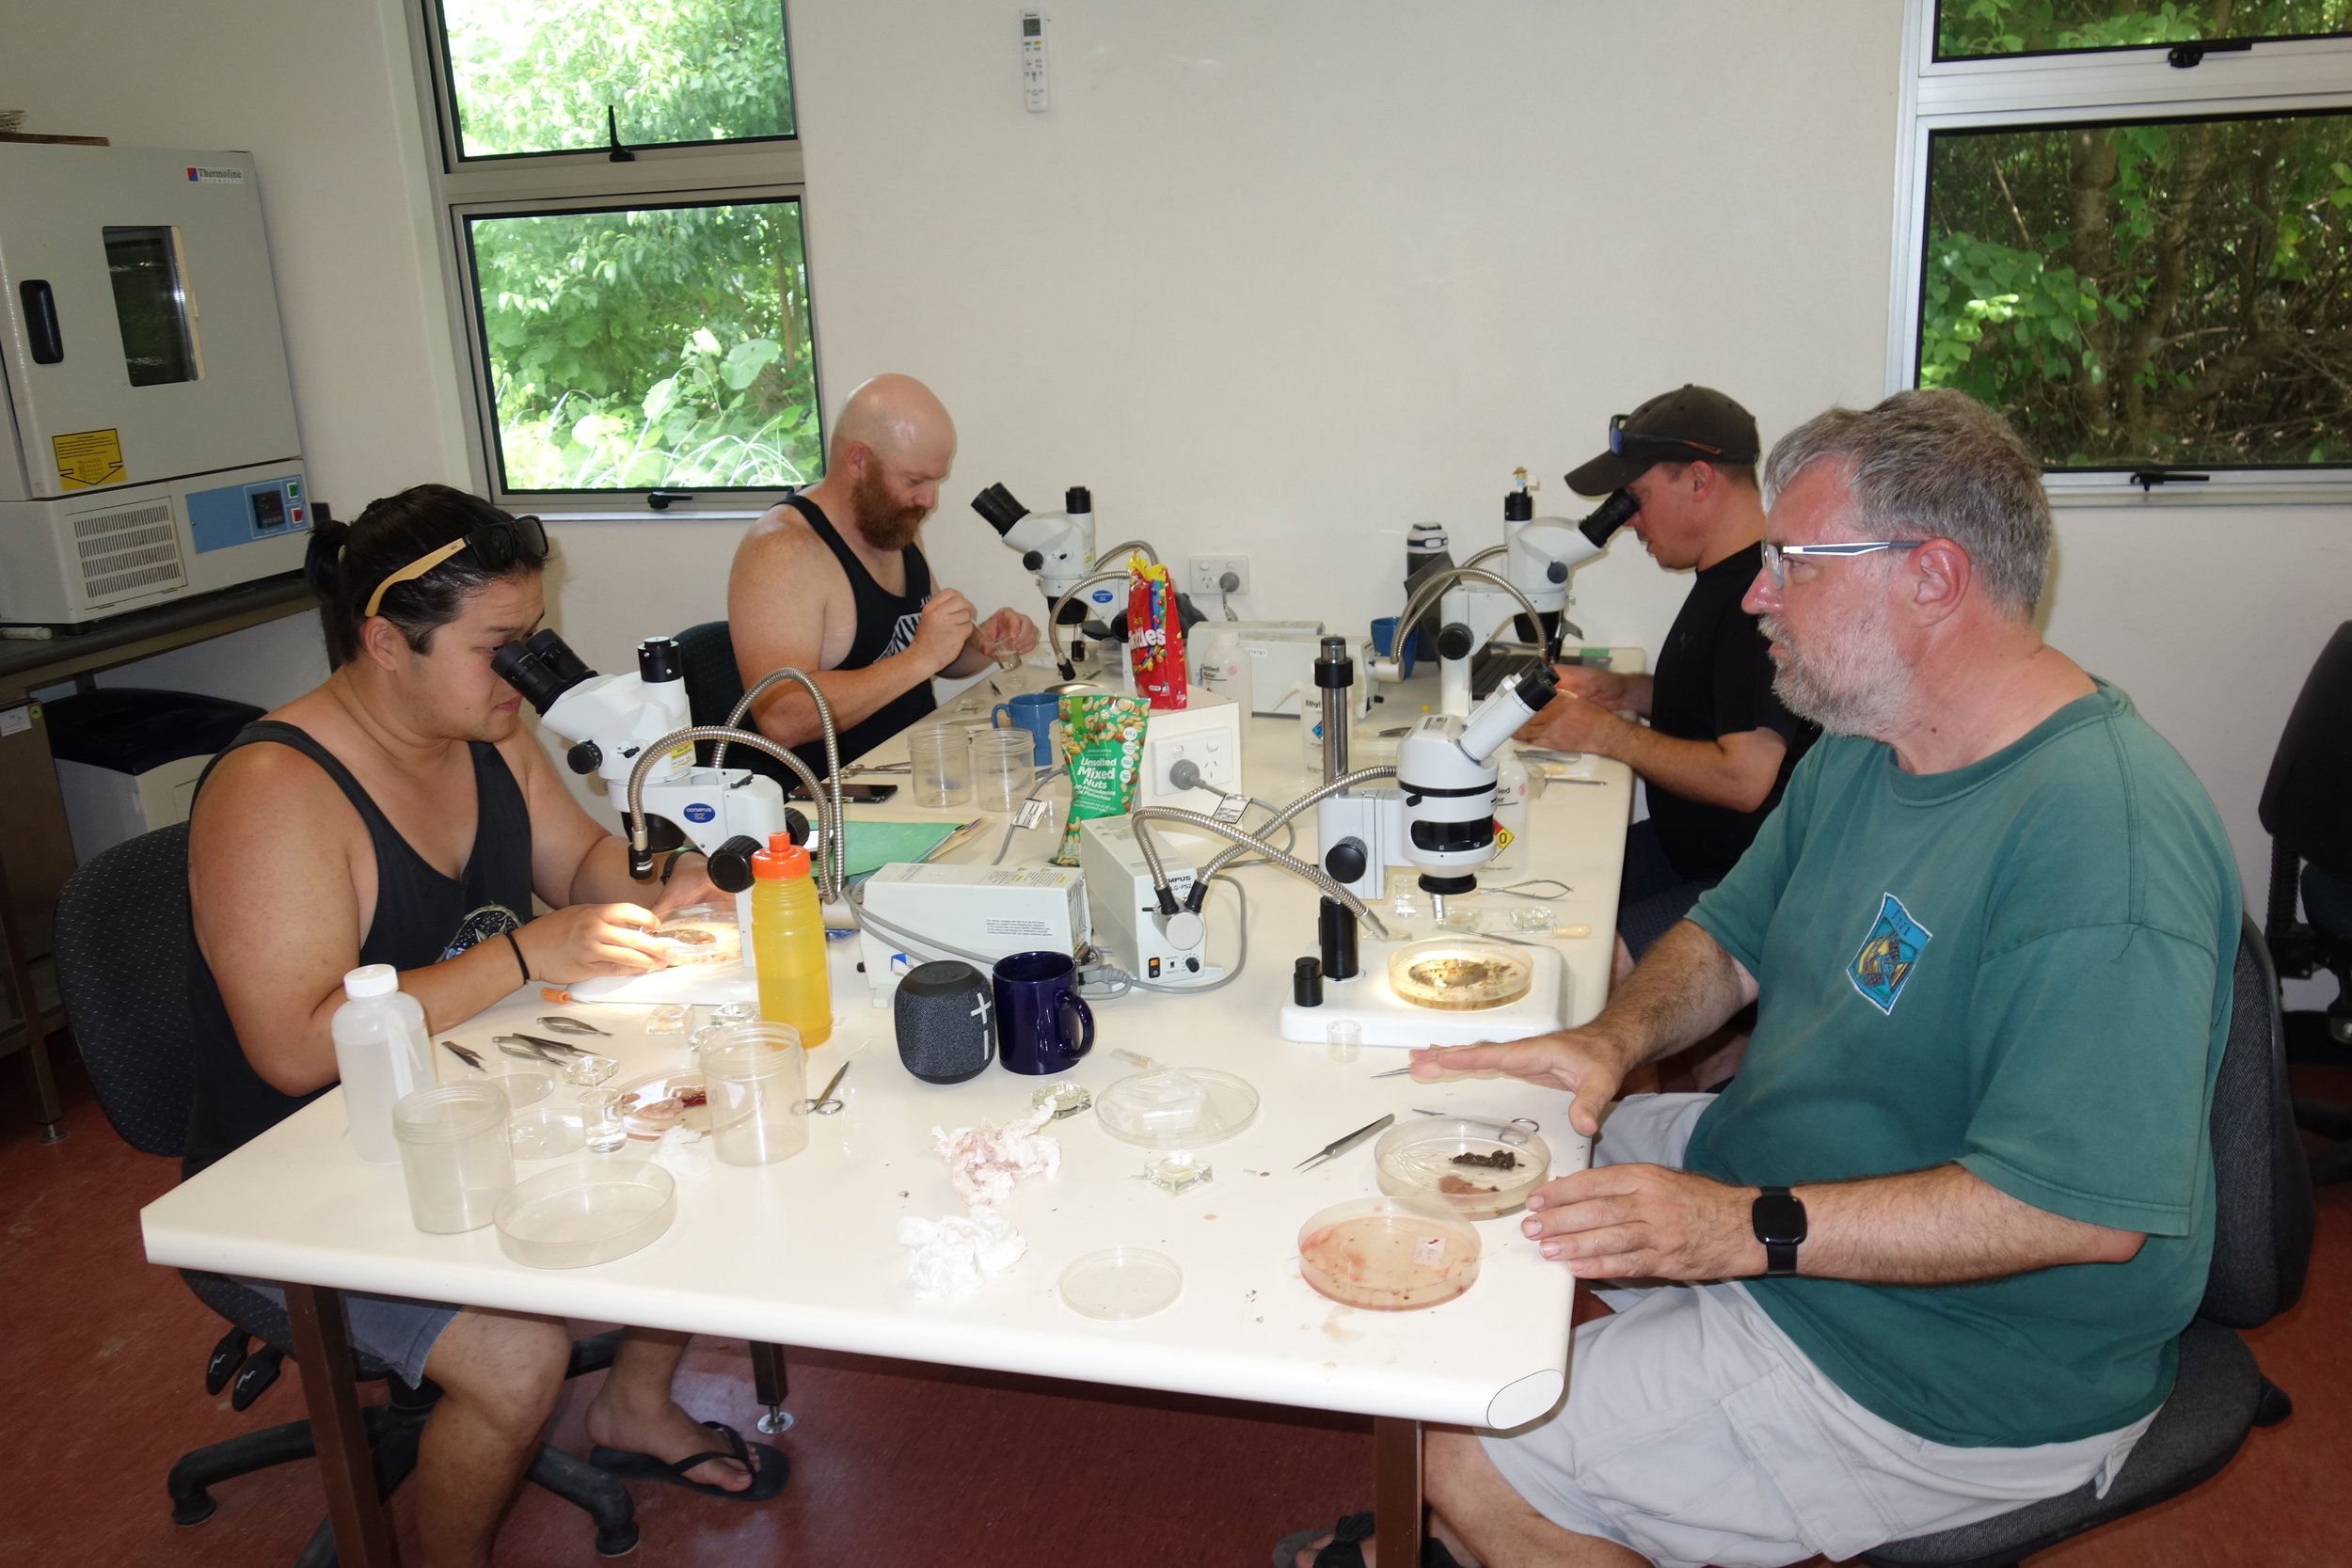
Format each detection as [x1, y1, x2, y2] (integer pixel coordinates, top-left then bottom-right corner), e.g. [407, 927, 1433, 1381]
[651, 903, 741, 966]
[1374, 1117, 1550, 1218]
[495, 1158, 676, 1269]
[1094, 1066, 1259, 1149]
[1296, 1195, 1482, 1311]
[508, 1101, 585, 1161]
[1385, 939, 1534, 1011]
[1059, 1247, 1183, 1320]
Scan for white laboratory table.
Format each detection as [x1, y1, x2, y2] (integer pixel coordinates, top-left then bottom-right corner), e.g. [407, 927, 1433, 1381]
[142, 660, 1635, 1568]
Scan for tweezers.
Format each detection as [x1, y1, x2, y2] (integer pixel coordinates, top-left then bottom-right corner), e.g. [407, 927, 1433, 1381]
[507, 1031, 591, 1058]
[496, 1037, 563, 1064]
[533, 1016, 610, 1036]
[441, 1040, 483, 1071]
[1412, 1108, 1540, 1136]
[1296, 1113, 1395, 1170]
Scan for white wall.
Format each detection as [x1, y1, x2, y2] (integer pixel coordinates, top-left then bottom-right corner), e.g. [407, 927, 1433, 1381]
[6, 0, 2346, 957]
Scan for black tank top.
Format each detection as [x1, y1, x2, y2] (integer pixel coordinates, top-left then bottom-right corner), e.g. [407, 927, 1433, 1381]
[787, 492, 938, 777]
[182, 721, 534, 1174]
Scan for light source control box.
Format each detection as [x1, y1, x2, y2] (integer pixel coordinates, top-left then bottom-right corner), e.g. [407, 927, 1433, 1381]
[856, 862, 1089, 1005]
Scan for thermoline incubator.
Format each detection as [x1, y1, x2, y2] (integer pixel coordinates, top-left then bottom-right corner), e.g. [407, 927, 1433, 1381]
[0, 144, 310, 626]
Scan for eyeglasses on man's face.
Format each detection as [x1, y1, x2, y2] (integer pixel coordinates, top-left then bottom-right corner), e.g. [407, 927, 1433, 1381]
[1759, 538, 1925, 590]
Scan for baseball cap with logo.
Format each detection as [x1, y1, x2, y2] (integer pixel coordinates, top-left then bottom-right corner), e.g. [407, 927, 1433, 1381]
[1565, 385, 1760, 496]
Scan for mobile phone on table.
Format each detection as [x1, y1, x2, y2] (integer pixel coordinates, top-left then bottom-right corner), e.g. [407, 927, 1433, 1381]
[791, 781, 898, 803]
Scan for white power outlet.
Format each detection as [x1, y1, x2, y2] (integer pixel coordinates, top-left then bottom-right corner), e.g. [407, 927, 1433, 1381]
[1187, 555, 1251, 598]
[1148, 730, 1239, 794]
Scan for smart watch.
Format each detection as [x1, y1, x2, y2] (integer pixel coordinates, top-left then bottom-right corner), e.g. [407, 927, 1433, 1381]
[1752, 1185, 1806, 1277]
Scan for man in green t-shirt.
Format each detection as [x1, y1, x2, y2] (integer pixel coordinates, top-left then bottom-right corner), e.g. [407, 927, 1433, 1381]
[1283, 390, 2240, 1568]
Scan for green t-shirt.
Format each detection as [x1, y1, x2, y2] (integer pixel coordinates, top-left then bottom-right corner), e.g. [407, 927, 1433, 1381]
[1682, 680, 2239, 1449]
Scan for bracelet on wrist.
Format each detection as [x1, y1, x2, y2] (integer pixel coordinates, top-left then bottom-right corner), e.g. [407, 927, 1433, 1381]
[504, 930, 531, 984]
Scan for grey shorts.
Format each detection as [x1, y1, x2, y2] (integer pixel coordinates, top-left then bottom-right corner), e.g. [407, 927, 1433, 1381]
[238, 1279, 462, 1390]
[1479, 1095, 2154, 1568]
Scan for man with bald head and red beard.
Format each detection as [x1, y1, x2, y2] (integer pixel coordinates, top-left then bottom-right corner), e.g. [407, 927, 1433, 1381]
[728, 373, 1039, 776]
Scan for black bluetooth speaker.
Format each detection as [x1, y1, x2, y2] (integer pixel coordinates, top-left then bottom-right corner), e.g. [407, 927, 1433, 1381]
[894, 960, 996, 1084]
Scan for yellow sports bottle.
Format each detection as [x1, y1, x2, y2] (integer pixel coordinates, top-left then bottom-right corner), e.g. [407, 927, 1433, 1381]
[749, 832, 832, 1047]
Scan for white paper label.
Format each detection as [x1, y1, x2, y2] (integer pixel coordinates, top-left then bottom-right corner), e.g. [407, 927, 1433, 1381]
[1413, 1235, 1446, 1268]
[1016, 799, 1051, 830]
[1212, 792, 1251, 824]
[0, 705, 30, 737]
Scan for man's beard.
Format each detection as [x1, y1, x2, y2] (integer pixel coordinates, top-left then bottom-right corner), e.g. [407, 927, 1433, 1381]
[1758, 605, 1910, 738]
[850, 465, 930, 552]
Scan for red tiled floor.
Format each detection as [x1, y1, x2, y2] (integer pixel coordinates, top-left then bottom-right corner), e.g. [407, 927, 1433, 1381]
[7, 1051, 2348, 1567]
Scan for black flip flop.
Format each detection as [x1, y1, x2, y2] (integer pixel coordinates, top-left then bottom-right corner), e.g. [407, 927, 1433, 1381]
[1271, 1513, 1468, 1568]
[588, 1419, 789, 1501]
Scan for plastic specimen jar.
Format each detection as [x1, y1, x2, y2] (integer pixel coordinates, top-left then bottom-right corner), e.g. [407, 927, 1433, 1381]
[703, 1030, 810, 1166]
[907, 728, 973, 807]
[392, 1082, 516, 1233]
[970, 728, 1033, 811]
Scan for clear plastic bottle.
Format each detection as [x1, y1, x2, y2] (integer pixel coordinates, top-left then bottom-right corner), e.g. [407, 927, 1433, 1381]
[1489, 743, 1531, 873]
[331, 963, 435, 1164]
[750, 832, 833, 1048]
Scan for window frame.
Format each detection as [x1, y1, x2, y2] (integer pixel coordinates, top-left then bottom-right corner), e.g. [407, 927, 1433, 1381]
[1889, 4, 2352, 498]
[406, 0, 823, 515]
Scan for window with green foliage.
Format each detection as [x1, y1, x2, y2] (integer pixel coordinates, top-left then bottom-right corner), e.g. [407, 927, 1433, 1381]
[440, 0, 794, 157]
[1899, 0, 2352, 482]
[1936, 0, 2350, 60]
[466, 200, 819, 492]
[415, 1, 818, 505]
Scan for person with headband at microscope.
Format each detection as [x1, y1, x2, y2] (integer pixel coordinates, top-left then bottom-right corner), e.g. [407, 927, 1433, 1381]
[727, 372, 1040, 778]
[1284, 391, 2238, 1568]
[1518, 386, 1818, 981]
[184, 485, 787, 1568]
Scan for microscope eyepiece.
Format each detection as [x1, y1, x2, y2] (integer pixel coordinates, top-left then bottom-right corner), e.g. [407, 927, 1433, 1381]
[491, 626, 596, 715]
[1578, 489, 1640, 548]
[971, 483, 1029, 537]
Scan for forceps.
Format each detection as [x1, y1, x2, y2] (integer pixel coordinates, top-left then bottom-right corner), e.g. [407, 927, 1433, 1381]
[1295, 1113, 1394, 1171]
[533, 1016, 610, 1036]
[1412, 1108, 1541, 1136]
[803, 1063, 850, 1116]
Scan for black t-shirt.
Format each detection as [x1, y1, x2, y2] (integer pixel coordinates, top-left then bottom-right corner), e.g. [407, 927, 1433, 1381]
[1645, 542, 1818, 881]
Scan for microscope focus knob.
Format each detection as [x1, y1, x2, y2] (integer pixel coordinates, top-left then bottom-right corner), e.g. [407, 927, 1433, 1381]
[707, 834, 765, 895]
[1022, 549, 1045, 571]
[1437, 623, 1476, 661]
[1546, 562, 1568, 584]
[1324, 838, 1369, 883]
[566, 740, 601, 775]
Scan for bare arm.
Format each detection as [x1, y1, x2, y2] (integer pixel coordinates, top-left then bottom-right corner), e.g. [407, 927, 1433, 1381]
[189, 747, 579, 1094]
[726, 526, 946, 748]
[1553, 665, 1654, 719]
[1527, 1159, 2143, 1284]
[1410, 919, 1755, 1134]
[1521, 687, 1786, 812]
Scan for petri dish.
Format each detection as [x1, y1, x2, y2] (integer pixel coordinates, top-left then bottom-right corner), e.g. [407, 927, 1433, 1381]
[485, 1065, 555, 1110]
[1297, 1196, 1481, 1310]
[611, 1069, 710, 1139]
[508, 1101, 586, 1161]
[1059, 1246, 1184, 1320]
[1385, 939, 1534, 1012]
[651, 904, 741, 967]
[495, 1159, 676, 1269]
[1374, 1117, 1550, 1218]
[1094, 1067, 1259, 1149]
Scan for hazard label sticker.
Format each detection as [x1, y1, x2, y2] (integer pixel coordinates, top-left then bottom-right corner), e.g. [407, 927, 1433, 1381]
[53, 429, 125, 491]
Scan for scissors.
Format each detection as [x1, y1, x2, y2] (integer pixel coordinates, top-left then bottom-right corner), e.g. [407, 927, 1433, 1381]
[1295, 1113, 1395, 1171]
[803, 1063, 850, 1116]
[533, 1015, 611, 1036]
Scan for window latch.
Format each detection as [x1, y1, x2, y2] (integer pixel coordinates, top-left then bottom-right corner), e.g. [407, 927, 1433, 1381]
[2127, 469, 2213, 491]
[2168, 39, 2254, 68]
[605, 104, 635, 163]
[647, 491, 693, 511]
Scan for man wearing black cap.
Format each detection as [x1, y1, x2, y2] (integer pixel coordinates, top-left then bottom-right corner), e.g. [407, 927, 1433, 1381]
[1519, 385, 1817, 973]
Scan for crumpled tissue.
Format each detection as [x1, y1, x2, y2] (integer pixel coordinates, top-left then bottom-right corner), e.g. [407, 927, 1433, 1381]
[648, 1125, 713, 1179]
[897, 1208, 1026, 1304]
[930, 1101, 1060, 1207]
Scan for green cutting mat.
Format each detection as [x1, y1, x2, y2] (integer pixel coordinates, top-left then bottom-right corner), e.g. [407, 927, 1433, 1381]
[837, 819, 962, 880]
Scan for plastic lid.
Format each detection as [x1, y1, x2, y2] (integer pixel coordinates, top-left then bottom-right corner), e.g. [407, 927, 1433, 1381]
[343, 963, 399, 999]
[1095, 1067, 1260, 1149]
[392, 1082, 510, 1143]
[1059, 1247, 1181, 1320]
[752, 832, 810, 880]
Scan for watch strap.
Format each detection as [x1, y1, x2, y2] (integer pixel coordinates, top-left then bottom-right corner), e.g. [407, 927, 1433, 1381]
[1753, 1183, 1805, 1277]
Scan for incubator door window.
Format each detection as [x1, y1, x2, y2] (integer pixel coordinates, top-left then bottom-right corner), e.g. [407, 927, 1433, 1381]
[103, 226, 200, 388]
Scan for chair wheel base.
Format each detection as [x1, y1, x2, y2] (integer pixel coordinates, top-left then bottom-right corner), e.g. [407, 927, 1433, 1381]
[171, 1490, 218, 1527]
[596, 1521, 641, 1556]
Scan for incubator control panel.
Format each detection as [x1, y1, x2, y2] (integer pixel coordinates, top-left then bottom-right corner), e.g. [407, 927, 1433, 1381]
[186, 472, 310, 555]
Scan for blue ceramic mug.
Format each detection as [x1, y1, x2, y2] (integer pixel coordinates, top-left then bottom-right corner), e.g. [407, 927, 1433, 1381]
[991, 691, 1059, 767]
[992, 950, 1095, 1075]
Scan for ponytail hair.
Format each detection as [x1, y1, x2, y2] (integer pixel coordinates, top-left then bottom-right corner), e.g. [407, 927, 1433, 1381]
[306, 483, 545, 667]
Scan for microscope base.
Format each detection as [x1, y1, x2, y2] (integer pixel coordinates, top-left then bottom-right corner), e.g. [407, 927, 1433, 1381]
[568, 962, 759, 1007]
[1277, 944, 1570, 1048]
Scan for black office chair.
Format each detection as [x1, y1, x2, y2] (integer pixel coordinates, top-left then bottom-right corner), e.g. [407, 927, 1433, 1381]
[2259, 621, 2352, 1183]
[1861, 914, 2312, 1568]
[674, 617, 803, 798]
[54, 822, 640, 1563]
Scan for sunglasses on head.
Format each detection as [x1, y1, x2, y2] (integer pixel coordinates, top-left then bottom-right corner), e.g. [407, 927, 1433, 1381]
[363, 513, 549, 619]
[1609, 411, 1727, 459]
